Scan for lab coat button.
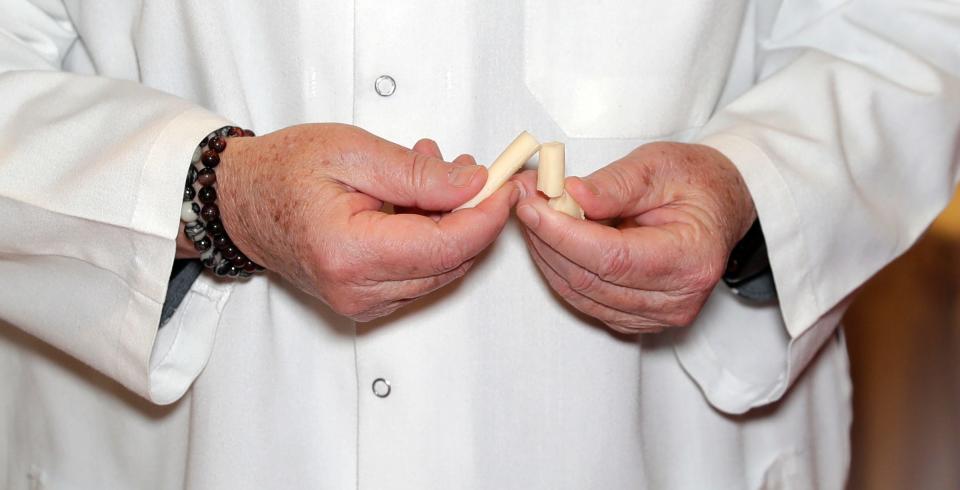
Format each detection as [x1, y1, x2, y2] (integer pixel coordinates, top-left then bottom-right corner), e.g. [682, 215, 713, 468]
[372, 378, 391, 398]
[375, 75, 396, 96]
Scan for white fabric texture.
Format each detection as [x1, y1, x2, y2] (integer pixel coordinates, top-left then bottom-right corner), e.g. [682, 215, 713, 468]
[0, 0, 232, 402]
[688, 0, 960, 413]
[0, 0, 956, 488]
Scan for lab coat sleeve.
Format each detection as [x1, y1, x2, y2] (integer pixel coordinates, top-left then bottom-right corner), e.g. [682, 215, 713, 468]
[0, 1, 232, 404]
[678, 0, 960, 413]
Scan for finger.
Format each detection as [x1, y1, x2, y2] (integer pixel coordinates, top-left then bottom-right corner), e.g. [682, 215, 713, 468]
[333, 130, 487, 211]
[397, 149, 475, 217]
[397, 149, 474, 216]
[511, 169, 539, 198]
[565, 155, 658, 220]
[452, 154, 477, 166]
[513, 169, 620, 226]
[351, 298, 416, 323]
[345, 181, 520, 281]
[396, 139, 447, 215]
[371, 259, 474, 300]
[523, 229, 678, 315]
[515, 195, 688, 290]
[523, 233, 666, 334]
[336, 260, 473, 321]
[395, 151, 477, 216]
[412, 138, 444, 159]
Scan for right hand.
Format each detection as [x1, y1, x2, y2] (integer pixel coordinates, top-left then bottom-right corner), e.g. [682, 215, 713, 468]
[215, 123, 518, 321]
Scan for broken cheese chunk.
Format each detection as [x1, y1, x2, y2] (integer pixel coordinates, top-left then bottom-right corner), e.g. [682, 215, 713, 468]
[455, 131, 540, 210]
[536, 142, 565, 198]
[548, 191, 585, 219]
[536, 141, 584, 219]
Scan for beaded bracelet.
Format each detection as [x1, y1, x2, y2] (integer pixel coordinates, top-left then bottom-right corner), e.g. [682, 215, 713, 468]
[181, 125, 263, 278]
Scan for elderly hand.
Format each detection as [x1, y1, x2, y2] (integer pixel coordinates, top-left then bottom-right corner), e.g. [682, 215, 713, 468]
[514, 142, 756, 334]
[213, 123, 518, 321]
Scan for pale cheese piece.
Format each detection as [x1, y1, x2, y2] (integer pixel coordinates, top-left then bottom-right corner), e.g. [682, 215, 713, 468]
[455, 131, 540, 210]
[548, 190, 585, 219]
[537, 141, 584, 219]
[536, 142, 565, 198]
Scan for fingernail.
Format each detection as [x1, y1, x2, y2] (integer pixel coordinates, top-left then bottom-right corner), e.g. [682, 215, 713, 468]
[513, 181, 526, 201]
[517, 205, 540, 229]
[578, 177, 601, 197]
[449, 165, 483, 187]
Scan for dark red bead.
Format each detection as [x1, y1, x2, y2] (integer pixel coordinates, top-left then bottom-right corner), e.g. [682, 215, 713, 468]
[201, 204, 219, 221]
[243, 261, 257, 272]
[206, 218, 224, 235]
[209, 137, 226, 152]
[201, 150, 220, 168]
[231, 254, 248, 266]
[228, 127, 244, 137]
[222, 244, 238, 260]
[198, 186, 217, 204]
[197, 167, 217, 186]
[243, 129, 255, 137]
[194, 236, 212, 252]
[213, 234, 231, 249]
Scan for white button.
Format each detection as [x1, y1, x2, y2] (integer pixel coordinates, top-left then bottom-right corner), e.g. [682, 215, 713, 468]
[372, 378, 391, 398]
[374, 75, 396, 97]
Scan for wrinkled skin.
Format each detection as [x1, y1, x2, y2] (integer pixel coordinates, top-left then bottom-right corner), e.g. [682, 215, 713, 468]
[212, 123, 519, 321]
[513, 142, 756, 334]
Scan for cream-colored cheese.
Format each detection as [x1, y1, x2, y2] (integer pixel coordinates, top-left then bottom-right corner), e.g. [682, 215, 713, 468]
[536, 142, 565, 198]
[455, 131, 540, 210]
[548, 190, 585, 219]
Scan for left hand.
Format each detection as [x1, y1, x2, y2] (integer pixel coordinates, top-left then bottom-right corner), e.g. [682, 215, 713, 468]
[513, 142, 757, 334]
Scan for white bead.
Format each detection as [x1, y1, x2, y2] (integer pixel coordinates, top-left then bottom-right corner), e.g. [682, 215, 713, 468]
[191, 146, 202, 163]
[180, 201, 198, 222]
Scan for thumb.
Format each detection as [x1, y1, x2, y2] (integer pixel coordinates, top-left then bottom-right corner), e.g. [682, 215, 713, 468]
[566, 157, 658, 220]
[338, 137, 487, 211]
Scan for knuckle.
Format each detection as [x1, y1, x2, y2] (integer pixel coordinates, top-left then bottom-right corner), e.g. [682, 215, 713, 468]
[567, 270, 600, 294]
[661, 292, 709, 327]
[407, 151, 432, 195]
[597, 245, 633, 283]
[604, 321, 637, 335]
[687, 258, 724, 293]
[605, 318, 662, 335]
[327, 294, 365, 319]
[609, 166, 635, 196]
[667, 308, 700, 328]
[540, 270, 578, 301]
[352, 306, 390, 322]
[448, 261, 472, 280]
[431, 235, 465, 274]
[545, 273, 575, 297]
[599, 303, 684, 333]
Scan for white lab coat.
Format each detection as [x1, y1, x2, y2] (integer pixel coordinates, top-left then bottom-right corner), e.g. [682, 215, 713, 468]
[1, 1, 958, 489]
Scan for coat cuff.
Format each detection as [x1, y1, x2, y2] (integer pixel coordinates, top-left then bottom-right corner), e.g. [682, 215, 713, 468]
[673, 132, 847, 414]
[672, 294, 849, 414]
[129, 107, 235, 404]
[699, 133, 822, 338]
